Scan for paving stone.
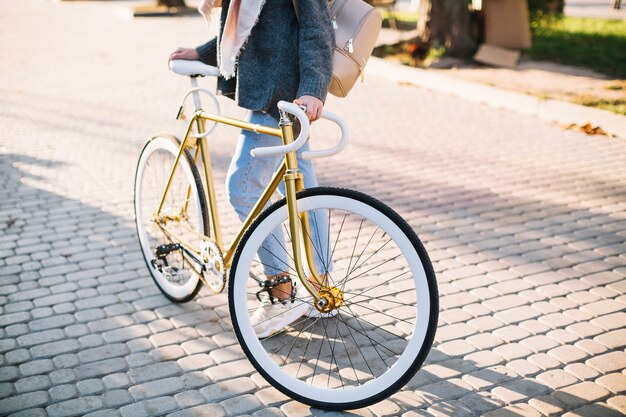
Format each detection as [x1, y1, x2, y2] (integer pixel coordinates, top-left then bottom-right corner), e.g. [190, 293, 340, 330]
[493, 343, 534, 361]
[150, 345, 186, 362]
[180, 338, 218, 355]
[575, 339, 609, 356]
[252, 407, 286, 417]
[45, 396, 103, 417]
[484, 403, 543, 417]
[547, 345, 589, 365]
[455, 392, 504, 415]
[84, 411, 122, 417]
[493, 326, 532, 343]
[29, 338, 80, 359]
[16, 329, 65, 348]
[48, 384, 78, 402]
[552, 381, 611, 409]
[580, 299, 625, 317]
[177, 353, 215, 372]
[462, 366, 518, 390]
[0, 390, 49, 414]
[586, 351, 626, 374]
[564, 363, 600, 382]
[15, 375, 50, 393]
[209, 345, 247, 365]
[103, 373, 132, 390]
[591, 312, 626, 331]
[166, 404, 226, 417]
[103, 325, 151, 344]
[5, 348, 31, 365]
[426, 400, 473, 417]
[436, 339, 477, 357]
[596, 373, 626, 394]
[19, 359, 54, 377]
[607, 395, 626, 415]
[529, 394, 568, 417]
[219, 393, 263, 415]
[49, 369, 76, 385]
[119, 402, 148, 417]
[77, 378, 105, 396]
[7, 408, 48, 417]
[417, 378, 473, 402]
[491, 378, 551, 404]
[546, 329, 579, 345]
[205, 359, 255, 382]
[537, 369, 580, 390]
[563, 402, 625, 417]
[594, 329, 626, 350]
[128, 362, 181, 384]
[174, 390, 206, 409]
[125, 352, 155, 368]
[76, 358, 128, 380]
[78, 344, 129, 363]
[199, 376, 257, 402]
[506, 359, 542, 377]
[434, 323, 477, 343]
[566, 322, 604, 339]
[129, 377, 185, 400]
[0, 382, 14, 399]
[143, 396, 178, 416]
[520, 335, 560, 353]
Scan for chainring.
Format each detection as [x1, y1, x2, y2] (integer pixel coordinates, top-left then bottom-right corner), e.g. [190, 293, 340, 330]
[200, 240, 226, 293]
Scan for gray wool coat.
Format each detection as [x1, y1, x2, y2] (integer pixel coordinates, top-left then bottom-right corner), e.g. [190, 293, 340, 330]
[195, 0, 335, 120]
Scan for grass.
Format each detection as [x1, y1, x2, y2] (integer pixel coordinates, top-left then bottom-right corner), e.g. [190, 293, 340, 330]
[380, 10, 420, 30]
[529, 16, 626, 78]
[573, 97, 626, 115]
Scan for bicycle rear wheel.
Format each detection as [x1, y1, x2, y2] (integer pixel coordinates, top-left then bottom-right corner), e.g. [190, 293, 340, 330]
[229, 187, 438, 410]
[134, 135, 209, 302]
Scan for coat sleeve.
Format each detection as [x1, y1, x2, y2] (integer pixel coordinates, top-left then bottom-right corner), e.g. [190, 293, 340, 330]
[195, 37, 218, 66]
[295, 0, 334, 102]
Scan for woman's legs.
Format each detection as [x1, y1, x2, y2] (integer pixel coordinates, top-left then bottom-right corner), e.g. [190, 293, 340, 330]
[225, 111, 331, 296]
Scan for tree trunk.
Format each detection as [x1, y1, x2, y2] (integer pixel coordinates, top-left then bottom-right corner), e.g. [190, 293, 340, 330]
[417, 0, 476, 58]
[157, 0, 188, 7]
[547, 0, 564, 13]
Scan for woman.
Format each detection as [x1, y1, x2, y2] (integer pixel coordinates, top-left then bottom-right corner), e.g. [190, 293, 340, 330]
[169, 0, 335, 338]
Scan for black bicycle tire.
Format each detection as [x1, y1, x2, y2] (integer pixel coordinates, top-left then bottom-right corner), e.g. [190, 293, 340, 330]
[228, 186, 439, 410]
[134, 134, 210, 303]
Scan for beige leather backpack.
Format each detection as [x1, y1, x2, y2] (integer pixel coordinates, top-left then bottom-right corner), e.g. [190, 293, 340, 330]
[293, 0, 382, 98]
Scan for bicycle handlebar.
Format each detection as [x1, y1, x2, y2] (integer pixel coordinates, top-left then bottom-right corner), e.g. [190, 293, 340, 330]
[250, 102, 310, 158]
[250, 101, 349, 160]
[168, 61, 349, 160]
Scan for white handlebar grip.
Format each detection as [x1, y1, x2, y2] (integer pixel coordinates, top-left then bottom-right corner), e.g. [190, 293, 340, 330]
[250, 101, 310, 157]
[301, 110, 349, 159]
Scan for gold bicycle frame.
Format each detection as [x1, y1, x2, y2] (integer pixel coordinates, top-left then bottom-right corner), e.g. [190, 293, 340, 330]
[154, 109, 324, 302]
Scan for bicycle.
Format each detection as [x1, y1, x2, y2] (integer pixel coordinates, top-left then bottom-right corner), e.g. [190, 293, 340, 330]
[133, 59, 439, 410]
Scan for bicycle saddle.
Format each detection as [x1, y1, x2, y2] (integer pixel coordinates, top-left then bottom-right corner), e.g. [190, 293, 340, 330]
[169, 60, 219, 77]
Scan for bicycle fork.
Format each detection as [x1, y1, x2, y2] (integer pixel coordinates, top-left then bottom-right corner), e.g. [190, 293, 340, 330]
[279, 111, 342, 313]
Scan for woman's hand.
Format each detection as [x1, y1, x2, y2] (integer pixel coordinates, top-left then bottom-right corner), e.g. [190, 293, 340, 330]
[168, 47, 200, 62]
[294, 95, 323, 122]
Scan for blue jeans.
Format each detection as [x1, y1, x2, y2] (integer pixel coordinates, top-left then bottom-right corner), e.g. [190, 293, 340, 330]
[226, 111, 330, 277]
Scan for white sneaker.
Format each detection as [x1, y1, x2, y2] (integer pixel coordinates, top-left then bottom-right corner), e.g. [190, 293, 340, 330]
[250, 296, 310, 339]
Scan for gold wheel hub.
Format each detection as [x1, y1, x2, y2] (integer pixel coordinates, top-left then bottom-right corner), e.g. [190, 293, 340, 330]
[315, 287, 344, 313]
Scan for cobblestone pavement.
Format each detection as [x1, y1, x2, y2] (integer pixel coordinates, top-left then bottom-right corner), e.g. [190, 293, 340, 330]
[1, 1, 626, 416]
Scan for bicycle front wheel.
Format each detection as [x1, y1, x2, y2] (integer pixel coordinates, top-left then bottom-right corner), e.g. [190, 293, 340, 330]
[229, 187, 438, 410]
[134, 135, 209, 302]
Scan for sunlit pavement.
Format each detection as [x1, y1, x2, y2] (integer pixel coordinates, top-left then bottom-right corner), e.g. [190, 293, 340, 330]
[1, 1, 625, 416]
